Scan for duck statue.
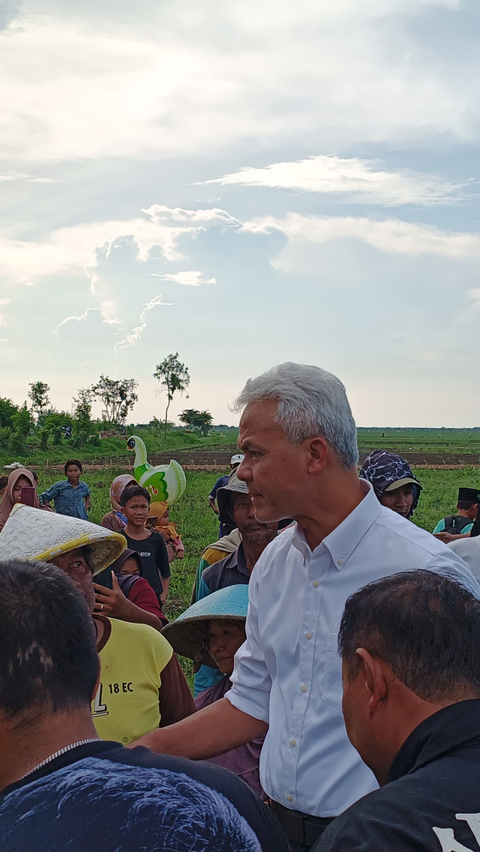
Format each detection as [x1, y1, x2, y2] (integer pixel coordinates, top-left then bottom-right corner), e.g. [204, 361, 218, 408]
[127, 436, 186, 505]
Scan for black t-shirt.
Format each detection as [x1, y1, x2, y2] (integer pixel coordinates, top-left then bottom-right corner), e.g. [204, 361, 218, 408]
[0, 740, 289, 852]
[122, 530, 170, 598]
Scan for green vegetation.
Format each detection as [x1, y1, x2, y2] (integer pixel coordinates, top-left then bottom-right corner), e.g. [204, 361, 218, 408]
[357, 428, 480, 456]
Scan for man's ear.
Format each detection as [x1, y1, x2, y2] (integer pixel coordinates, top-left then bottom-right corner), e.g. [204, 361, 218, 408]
[305, 437, 329, 474]
[355, 648, 388, 718]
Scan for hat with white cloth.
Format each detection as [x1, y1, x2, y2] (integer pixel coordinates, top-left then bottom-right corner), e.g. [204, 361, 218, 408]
[0, 503, 125, 575]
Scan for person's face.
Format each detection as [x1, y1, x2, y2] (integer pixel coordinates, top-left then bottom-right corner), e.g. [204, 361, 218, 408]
[66, 464, 81, 481]
[208, 619, 247, 675]
[123, 495, 150, 527]
[12, 475, 32, 503]
[237, 399, 312, 522]
[379, 484, 415, 518]
[230, 492, 278, 544]
[119, 556, 141, 576]
[50, 548, 95, 612]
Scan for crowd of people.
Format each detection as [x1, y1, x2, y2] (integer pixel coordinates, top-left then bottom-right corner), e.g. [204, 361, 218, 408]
[1, 362, 480, 852]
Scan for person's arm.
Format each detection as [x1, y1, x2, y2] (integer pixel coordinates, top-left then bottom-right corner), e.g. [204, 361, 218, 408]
[160, 575, 170, 602]
[208, 495, 219, 515]
[134, 697, 268, 756]
[39, 481, 60, 505]
[158, 654, 196, 726]
[435, 531, 470, 543]
[432, 519, 445, 535]
[84, 485, 91, 512]
[155, 534, 171, 603]
[93, 575, 164, 631]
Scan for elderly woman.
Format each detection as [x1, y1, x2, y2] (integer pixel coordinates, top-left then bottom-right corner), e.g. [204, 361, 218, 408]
[101, 473, 137, 532]
[163, 585, 265, 800]
[0, 468, 51, 531]
[359, 449, 422, 520]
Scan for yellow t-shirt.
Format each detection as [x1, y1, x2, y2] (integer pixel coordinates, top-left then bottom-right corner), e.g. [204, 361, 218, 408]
[92, 617, 173, 745]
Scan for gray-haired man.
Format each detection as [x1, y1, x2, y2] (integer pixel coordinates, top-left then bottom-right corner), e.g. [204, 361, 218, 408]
[135, 362, 478, 850]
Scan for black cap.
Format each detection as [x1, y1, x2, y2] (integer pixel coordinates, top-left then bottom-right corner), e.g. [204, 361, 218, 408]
[458, 487, 480, 504]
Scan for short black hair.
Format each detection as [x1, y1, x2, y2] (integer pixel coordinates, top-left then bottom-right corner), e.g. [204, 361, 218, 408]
[0, 559, 99, 721]
[64, 459, 83, 474]
[31, 470, 39, 484]
[339, 570, 480, 703]
[458, 500, 477, 510]
[0, 475, 8, 490]
[120, 484, 151, 507]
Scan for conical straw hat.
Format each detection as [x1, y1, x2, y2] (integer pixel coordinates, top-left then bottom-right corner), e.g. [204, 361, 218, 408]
[0, 504, 125, 575]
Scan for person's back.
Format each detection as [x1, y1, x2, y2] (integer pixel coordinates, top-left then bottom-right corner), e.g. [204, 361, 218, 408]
[314, 571, 480, 852]
[0, 559, 289, 852]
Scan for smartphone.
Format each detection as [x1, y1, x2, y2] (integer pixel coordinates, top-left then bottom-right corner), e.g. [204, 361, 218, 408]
[20, 487, 36, 507]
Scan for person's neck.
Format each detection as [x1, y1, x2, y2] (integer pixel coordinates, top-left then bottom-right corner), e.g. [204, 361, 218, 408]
[242, 538, 274, 572]
[125, 523, 150, 539]
[457, 509, 472, 519]
[295, 470, 366, 551]
[67, 478, 79, 488]
[0, 708, 99, 791]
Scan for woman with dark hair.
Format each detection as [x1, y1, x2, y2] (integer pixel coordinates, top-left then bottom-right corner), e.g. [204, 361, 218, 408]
[359, 450, 422, 520]
[94, 549, 167, 630]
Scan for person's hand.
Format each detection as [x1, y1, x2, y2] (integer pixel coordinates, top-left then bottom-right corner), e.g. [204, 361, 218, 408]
[93, 572, 133, 619]
[176, 551, 185, 560]
[433, 532, 455, 544]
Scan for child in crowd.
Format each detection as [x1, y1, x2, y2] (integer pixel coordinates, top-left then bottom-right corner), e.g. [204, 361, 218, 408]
[40, 459, 91, 520]
[147, 502, 185, 563]
[120, 484, 171, 607]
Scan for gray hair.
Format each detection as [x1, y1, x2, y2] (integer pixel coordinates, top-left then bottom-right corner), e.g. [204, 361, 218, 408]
[234, 362, 358, 470]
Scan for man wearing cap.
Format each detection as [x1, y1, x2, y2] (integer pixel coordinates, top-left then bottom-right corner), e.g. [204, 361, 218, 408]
[0, 504, 195, 745]
[208, 454, 245, 536]
[433, 487, 480, 542]
[194, 469, 278, 696]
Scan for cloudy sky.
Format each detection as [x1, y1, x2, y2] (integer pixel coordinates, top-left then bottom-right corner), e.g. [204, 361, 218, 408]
[1, 0, 479, 426]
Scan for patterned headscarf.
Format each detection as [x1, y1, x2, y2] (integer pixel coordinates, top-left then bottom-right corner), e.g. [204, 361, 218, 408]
[359, 450, 422, 518]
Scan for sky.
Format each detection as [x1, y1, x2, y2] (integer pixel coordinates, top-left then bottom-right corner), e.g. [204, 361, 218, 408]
[1, 0, 480, 427]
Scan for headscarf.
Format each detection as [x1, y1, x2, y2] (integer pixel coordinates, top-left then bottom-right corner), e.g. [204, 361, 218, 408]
[110, 548, 143, 577]
[0, 468, 50, 532]
[109, 474, 137, 529]
[147, 501, 180, 540]
[359, 450, 422, 518]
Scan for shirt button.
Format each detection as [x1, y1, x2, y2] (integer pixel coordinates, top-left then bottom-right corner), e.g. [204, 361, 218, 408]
[301, 685, 307, 693]
[312, 581, 319, 588]
[337, 558, 344, 566]
[290, 739, 297, 746]
[286, 795, 293, 802]
[306, 632, 312, 640]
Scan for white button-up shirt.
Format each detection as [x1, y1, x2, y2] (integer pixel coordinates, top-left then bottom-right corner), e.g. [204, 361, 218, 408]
[226, 482, 479, 817]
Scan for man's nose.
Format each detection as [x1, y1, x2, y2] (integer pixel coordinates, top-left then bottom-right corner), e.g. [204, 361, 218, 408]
[236, 460, 251, 481]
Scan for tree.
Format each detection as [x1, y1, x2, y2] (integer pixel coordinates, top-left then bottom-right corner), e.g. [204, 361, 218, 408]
[13, 403, 33, 437]
[153, 353, 190, 437]
[0, 397, 18, 429]
[179, 408, 213, 436]
[28, 381, 51, 420]
[73, 388, 93, 426]
[90, 375, 138, 426]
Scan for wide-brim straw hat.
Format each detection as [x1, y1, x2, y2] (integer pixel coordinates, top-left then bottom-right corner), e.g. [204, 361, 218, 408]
[0, 504, 125, 575]
[162, 584, 249, 669]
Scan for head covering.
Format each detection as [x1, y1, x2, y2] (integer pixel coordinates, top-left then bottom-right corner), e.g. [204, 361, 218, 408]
[110, 474, 137, 513]
[217, 469, 249, 527]
[109, 548, 143, 576]
[0, 468, 49, 532]
[0, 503, 125, 574]
[359, 450, 422, 518]
[230, 454, 244, 467]
[148, 502, 169, 520]
[458, 488, 480, 504]
[162, 584, 248, 669]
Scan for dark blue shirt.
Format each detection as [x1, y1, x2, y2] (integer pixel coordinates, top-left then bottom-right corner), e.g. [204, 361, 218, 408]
[209, 475, 229, 500]
[40, 480, 90, 520]
[0, 741, 289, 852]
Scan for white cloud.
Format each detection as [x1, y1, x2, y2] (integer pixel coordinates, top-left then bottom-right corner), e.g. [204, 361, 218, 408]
[204, 155, 468, 207]
[152, 270, 216, 287]
[114, 294, 171, 351]
[0, 298, 10, 305]
[243, 214, 480, 259]
[0, 172, 57, 183]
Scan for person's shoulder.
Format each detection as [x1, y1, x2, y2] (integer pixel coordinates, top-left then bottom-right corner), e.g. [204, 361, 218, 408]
[109, 617, 170, 647]
[374, 510, 452, 555]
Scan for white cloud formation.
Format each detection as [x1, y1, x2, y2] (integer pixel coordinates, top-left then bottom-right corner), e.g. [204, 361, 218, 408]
[243, 214, 480, 259]
[0, 172, 57, 183]
[204, 155, 468, 207]
[114, 294, 171, 351]
[152, 270, 216, 287]
[0, 0, 477, 164]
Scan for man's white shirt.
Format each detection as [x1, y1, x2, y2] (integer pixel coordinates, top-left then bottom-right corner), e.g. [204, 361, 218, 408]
[226, 481, 479, 818]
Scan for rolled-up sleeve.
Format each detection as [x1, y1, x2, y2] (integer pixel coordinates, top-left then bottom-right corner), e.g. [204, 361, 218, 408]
[225, 570, 271, 723]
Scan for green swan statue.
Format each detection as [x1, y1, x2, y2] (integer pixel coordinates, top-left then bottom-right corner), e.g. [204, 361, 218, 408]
[127, 436, 186, 505]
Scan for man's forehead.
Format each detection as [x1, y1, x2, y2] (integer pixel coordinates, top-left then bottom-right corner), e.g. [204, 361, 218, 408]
[238, 399, 281, 439]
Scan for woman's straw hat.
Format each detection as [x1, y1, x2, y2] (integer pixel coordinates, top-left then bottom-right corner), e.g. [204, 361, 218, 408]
[162, 584, 249, 669]
[0, 504, 125, 575]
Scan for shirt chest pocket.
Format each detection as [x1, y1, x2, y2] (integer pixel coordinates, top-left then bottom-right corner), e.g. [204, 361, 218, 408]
[321, 632, 342, 709]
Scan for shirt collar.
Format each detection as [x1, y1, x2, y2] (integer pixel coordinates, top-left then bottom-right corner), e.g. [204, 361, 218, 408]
[292, 480, 381, 570]
[233, 543, 250, 577]
[387, 699, 480, 783]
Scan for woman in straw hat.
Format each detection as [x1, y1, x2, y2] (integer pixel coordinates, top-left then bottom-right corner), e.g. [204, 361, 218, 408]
[0, 504, 195, 743]
[163, 585, 265, 799]
[0, 468, 52, 531]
